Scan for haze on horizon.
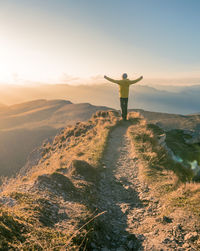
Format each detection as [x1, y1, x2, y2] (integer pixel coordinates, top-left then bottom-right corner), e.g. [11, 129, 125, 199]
[0, 0, 200, 86]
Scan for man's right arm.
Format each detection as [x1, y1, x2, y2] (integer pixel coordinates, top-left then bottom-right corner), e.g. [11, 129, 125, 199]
[104, 75, 119, 84]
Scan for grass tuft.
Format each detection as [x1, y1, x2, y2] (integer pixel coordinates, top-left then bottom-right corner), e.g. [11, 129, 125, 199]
[128, 112, 200, 219]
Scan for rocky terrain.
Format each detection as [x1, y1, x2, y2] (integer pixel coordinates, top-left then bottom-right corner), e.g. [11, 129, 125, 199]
[0, 111, 200, 250]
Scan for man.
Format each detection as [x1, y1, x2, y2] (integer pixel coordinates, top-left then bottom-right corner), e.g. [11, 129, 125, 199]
[104, 73, 143, 120]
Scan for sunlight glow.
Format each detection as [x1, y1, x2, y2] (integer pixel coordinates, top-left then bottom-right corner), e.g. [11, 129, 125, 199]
[0, 1, 199, 85]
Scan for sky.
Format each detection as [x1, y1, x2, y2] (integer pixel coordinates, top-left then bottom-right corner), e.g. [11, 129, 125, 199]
[0, 0, 200, 85]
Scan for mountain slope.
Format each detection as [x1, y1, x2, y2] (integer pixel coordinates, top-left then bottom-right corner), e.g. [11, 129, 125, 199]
[0, 111, 199, 250]
[2, 98, 200, 179]
[0, 110, 119, 250]
[0, 99, 111, 177]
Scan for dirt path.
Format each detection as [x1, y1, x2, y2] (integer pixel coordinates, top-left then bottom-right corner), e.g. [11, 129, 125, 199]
[91, 122, 148, 250]
[90, 121, 198, 251]
[91, 120, 187, 251]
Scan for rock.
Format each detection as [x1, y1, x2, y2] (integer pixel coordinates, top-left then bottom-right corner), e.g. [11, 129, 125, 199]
[112, 229, 120, 235]
[158, 133, 166, 145]
[127, 240, 135, 249]
[135, 234, 145, 241]
[100, 173, 106, 178]
[182, 243, 190, 249]
[0, 196, 17, 207]
[147, 207, 153, 212]
[176, 224, 182, 230]
[116, 247, 126, 251]
[184, 232, 198, 241]
[101, 247, 110, 251]
[91, 242, 97, 248]
[162, 216, 173, 223]
[106, 235, 111, 240]
[154, 229, 159, 235]
[162, 237, 171, 244]
[172, 224, 183, 237]
[69, 159, 97, 182]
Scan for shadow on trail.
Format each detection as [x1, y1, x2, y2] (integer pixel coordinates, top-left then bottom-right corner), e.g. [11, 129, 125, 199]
[91, 120, 144, 250]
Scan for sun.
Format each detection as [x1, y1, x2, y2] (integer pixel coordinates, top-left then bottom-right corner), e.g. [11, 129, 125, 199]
[0, 36, 57, 83]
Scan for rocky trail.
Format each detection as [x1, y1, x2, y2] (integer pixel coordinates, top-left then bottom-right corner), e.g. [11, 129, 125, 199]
[90, 122, 151, 250]
[90, 122, 197, 251]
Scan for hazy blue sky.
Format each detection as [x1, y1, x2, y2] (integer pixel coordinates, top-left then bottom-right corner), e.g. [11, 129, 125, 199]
[0, 0, 200, 84]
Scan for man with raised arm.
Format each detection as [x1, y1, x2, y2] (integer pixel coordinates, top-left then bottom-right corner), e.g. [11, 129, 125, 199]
[104, 73, 143, 121]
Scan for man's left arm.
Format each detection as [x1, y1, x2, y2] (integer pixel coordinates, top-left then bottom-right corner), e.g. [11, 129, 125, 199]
[130, 76, 143, 85]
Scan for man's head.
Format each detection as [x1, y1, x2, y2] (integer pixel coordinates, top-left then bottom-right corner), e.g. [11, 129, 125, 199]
[122, 73, 128, 79]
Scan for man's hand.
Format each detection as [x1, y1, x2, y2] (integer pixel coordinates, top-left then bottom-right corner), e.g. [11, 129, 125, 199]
[104, 75, 107, 79]
[141, 76, 143, 79]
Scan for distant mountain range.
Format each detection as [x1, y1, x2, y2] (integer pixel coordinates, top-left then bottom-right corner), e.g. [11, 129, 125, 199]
[0, 99, 110, 177]
[1, 83, 200, 114]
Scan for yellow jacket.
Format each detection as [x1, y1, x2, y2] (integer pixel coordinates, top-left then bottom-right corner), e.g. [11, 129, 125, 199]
[104, 76, 143, 98]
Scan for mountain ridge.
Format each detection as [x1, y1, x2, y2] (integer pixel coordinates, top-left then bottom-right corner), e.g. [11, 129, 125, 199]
[1, 98, 200, 179]
[0, 99, 112, 177]
[0, 111, 199, 250]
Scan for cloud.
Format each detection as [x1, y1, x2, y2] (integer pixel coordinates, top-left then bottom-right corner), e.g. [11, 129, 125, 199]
[58, 73, 105, 85]
[59, 73, 81, 83]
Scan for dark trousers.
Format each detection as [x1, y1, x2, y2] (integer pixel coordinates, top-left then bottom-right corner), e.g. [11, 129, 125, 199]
[120, 97, 128, 120]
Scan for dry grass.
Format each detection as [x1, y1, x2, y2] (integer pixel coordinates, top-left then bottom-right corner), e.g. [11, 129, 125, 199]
[1, 111, 119, 193]
[128, 112, 200, 218]
[2, 110, 200, 249]
[168, 182, 200, 216]
[0, 110, 120, 250]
